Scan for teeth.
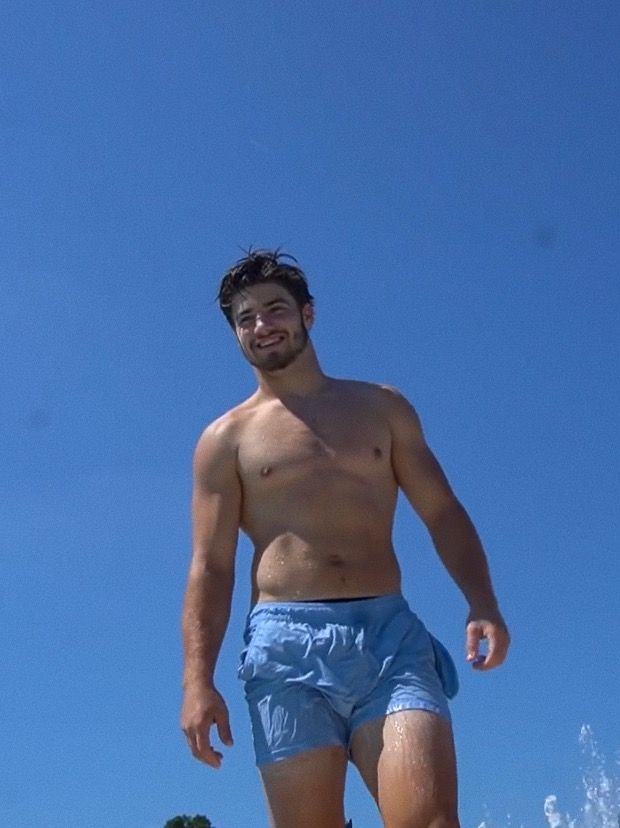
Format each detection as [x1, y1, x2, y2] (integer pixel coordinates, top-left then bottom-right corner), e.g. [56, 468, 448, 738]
[258, 337, 282, 348]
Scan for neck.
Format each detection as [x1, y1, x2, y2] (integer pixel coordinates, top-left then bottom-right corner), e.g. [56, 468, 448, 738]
[254, 342, 329, 399]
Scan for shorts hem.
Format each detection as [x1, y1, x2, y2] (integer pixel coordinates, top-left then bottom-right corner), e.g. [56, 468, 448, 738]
[254, 738, 347, 767]
[349, 699, 451, 744]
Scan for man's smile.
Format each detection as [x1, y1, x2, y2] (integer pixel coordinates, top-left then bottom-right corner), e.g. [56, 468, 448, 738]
[255, 335, 286, 349]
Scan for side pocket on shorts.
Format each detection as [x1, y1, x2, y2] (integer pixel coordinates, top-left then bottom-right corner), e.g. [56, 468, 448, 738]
[238, 626, 260, 682]
[238, 641, 263, 682]
[238, 646, 251, 681]
[237, 625, 273, 682]
[428, 634, 459, 699]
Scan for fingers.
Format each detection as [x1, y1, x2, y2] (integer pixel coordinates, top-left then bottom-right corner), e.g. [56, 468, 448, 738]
[196, 726, 225, 768]
[216, 709, 234, 747]
[182, 696, 233, 768]
[184, 723, 224, 768]
[466, 621, 483, 665]
[466, 619, 510, 671]
[484, 623, 510, 669]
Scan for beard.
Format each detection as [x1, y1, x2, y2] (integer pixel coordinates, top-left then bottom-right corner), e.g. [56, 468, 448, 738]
[244, 325, 309, 372]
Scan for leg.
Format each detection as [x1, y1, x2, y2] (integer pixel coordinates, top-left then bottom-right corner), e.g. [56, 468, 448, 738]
[350, 709, 459, 828]
[260, 745, 349, 828]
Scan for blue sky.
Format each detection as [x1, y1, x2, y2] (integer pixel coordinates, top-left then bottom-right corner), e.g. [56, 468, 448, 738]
[2, 2, 619, 826]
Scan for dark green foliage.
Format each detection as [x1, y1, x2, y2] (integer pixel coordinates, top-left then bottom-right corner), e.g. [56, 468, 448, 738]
[164, 816, 213, 828]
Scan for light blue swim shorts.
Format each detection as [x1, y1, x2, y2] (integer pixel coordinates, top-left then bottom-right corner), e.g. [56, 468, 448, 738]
[237, 593, 459, 766]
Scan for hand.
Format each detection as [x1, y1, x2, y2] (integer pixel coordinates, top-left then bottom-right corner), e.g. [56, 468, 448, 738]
[181, 685, 234, 768]
[466, 608, 510, 671]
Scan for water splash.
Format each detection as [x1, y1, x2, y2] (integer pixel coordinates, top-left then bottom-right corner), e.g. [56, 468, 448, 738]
[477, 813, 525, 828]
[477, 805, 525, 828]
[479, 726, 620, 828]
[543, 726, 620, 828]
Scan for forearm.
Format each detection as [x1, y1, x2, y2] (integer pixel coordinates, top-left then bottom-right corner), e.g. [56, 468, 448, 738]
[182, 566, 234, 690]
[428, 501, 499, 614]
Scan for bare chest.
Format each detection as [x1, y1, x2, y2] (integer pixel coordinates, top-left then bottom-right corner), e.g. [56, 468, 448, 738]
[238, 405, 391, 482]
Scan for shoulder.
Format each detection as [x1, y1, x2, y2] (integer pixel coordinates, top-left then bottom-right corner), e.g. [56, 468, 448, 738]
[372, 383, 424, 436]
[330, 379, 423, 432]
[193, 397, 258, 473]
[343, 380, 420, 418]
[330, 378, 409, 405]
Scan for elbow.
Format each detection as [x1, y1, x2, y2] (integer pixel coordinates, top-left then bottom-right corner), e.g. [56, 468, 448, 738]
[189, 559, 235, 587]
[426, 498, 469, 536]
[182, 566, 234, 624]
[189, 545, 235, 580]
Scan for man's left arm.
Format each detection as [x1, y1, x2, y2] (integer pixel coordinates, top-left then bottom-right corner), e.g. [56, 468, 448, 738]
[384, 386, 510, 671]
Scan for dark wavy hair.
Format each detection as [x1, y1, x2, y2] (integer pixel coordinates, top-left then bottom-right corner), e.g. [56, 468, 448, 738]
[217, 248, 314, 327]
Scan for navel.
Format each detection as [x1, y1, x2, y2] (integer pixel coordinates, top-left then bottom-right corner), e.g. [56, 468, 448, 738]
[373, 447, 383, 459]
[260, 465, 272, 477]
[327, 553, 345, 568]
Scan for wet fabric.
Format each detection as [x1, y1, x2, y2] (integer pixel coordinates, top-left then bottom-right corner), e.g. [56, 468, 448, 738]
[237, 593, 459, 765]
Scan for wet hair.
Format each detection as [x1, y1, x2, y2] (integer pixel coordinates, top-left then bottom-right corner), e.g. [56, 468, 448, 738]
[217, 248, 314, 327]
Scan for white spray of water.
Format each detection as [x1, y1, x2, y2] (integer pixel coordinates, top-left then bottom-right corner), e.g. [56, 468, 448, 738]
[543, 726, 620, 828]
[479, 726, 620, 828]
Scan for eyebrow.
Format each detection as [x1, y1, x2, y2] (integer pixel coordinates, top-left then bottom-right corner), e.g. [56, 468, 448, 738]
[236, 297, 291, 318]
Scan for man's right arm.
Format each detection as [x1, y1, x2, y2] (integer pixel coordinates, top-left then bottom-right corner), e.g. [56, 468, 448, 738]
[181, 418, 241, 768]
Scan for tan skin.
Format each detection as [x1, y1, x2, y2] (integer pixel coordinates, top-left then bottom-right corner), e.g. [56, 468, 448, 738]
[181, 283, 510, 827]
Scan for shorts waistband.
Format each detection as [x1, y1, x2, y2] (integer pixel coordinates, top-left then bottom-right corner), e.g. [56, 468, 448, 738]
[247, 593, 409, 628]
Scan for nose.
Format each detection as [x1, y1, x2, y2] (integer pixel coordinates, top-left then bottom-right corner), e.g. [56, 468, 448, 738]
[254, 312, 273, 332]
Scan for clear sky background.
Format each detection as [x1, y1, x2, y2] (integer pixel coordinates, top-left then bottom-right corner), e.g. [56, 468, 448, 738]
[2, 2, 619, 827]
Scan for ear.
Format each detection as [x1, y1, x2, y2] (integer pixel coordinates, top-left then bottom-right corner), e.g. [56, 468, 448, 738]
[301, 302, 314, 330]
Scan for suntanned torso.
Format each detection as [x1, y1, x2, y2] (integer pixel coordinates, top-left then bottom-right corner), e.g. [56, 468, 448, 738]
[182, 274, 509, 777]
[220, 378, 403, 603]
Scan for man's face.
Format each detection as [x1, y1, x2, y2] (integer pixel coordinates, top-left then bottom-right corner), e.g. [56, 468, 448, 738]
[231, 283, 313, 372]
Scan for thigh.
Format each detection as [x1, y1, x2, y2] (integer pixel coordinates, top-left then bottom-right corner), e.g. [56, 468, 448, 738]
[350, 710, 459, 828]
[260, 745, 348, 828]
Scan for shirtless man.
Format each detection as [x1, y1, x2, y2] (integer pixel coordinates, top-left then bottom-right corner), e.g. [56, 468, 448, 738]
[181, 250, 510, 828]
